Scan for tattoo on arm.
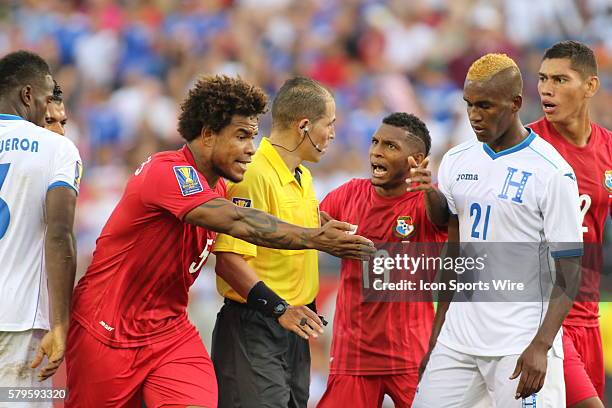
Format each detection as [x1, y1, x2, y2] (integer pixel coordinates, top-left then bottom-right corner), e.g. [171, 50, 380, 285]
[200, 200, 228, 209]
[233, 205, 277, 234]
[237, 206, 311, 249]
[200, 199, 312, 249]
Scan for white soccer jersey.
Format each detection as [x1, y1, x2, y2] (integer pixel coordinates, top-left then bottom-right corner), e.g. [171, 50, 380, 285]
[437, 129, 582, 356]
[0, 114, 81, 331]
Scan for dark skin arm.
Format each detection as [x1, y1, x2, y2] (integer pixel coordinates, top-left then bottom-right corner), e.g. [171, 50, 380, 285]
[406, 157, 450, 226]
[418, 214, 458, 380]
[184, 198, 375, 259]
[510, 255, 580, 399]
[215, 252, 323, 339]
[319, 210, 333, 226]
[31, 187, 77, 380]
[215, 252, 260, 299]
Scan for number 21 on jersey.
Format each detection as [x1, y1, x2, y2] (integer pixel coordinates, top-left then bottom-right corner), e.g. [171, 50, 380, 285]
[469, 202, 491, 240]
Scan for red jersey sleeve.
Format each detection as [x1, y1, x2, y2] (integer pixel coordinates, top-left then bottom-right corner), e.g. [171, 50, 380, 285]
[320, 186, 344, 220]
[140, 160, 223, 220]
[321, 180, 360, 220]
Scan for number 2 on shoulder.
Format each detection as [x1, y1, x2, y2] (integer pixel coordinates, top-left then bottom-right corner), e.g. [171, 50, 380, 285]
[578, 194, 591, 234]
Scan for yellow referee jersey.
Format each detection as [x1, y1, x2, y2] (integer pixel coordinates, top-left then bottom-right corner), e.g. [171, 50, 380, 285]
[214, 137, 320, 305]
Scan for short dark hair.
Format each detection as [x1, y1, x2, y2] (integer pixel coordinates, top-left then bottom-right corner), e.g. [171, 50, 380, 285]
[50, 80, 63, 103]
[382, 112, 431, 156]
[178, 75, 268, 142]
[543, 41, 598, 78]
[271, 77, 332, 130]
[0, 50, 51, 95]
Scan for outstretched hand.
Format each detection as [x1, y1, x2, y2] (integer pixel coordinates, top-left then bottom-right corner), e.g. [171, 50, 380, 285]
[406, 157, 433, 192]
[312, 220, 374, 260]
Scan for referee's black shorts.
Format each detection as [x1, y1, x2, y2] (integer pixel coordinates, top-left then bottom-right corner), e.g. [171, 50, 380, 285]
[211, 299, 311, 408]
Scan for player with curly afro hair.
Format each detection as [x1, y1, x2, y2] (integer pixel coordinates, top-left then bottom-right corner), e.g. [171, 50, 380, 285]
[178, 75, 268, 141]
[175, 74, 268, 184]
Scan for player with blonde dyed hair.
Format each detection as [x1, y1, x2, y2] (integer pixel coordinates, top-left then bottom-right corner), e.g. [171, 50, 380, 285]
[466, 53, 519, 80]
[412, 53, 582, 407]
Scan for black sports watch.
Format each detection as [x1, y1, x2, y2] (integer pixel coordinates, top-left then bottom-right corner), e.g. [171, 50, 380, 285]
[272, 300, 289, 319]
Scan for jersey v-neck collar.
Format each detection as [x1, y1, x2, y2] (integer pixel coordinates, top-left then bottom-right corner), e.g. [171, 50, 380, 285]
[482, 128, 536, 160]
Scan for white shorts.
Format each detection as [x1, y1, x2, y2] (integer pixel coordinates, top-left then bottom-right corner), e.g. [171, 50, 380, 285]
[0, 329, 52, 408]
[413, 342, 565, 408]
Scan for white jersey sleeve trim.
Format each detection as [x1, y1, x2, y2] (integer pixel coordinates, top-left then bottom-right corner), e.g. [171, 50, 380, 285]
[48, 180, 78, 194]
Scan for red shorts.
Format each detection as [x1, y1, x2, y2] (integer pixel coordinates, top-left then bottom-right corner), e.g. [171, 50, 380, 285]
[316, 373, 418, 408]
[65, 321, 217, 408]
[563, 324, 605, 406]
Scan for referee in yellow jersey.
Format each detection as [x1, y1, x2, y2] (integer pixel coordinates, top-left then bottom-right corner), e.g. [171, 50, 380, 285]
[212, 77, 337, 408]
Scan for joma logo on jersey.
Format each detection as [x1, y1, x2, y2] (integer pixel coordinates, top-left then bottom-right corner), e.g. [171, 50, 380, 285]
[456, 173, 479, 181]
[173, 166, 203, 196]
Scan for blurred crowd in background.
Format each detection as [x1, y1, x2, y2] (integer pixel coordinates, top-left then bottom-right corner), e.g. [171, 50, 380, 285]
[2, 0, 612, 405]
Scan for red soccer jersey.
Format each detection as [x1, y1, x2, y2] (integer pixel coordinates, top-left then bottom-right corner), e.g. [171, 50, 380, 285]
[320, 179, 447, 375]
[530, 118, 612, 326]
[71, 145, 225, 347]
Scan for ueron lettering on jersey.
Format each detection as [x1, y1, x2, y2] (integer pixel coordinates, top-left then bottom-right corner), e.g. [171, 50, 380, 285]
[0, 138, 39, 153]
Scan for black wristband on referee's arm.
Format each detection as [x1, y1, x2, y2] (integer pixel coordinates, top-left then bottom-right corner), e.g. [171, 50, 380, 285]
[246, 281, 289, 318]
